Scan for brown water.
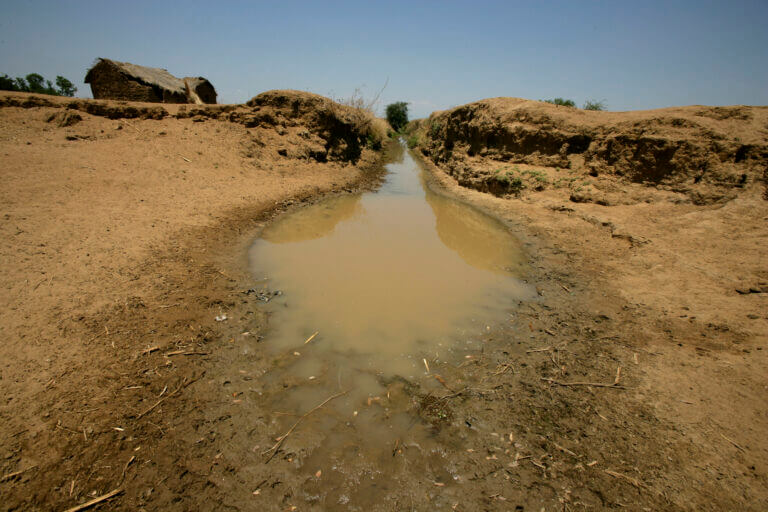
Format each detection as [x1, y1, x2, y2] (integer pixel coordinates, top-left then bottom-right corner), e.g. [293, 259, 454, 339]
[249, 142, 534, 404]
[243, 143, 536, 507]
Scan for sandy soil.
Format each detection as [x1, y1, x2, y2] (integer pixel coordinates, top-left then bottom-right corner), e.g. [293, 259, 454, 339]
[0, 91, 384, 510]
[1, 91, 766, 511]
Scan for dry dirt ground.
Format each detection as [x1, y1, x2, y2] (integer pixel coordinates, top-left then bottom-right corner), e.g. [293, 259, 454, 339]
[0, 91, 385, 510]
[1, 91, 767, 511]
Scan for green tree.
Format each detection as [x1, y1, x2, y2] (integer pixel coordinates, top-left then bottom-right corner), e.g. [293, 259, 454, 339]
[55, 75, 77, 96]
[0, 74, 17, 91]
[25, 73, 46, 93]
[0, 72, 77, 96]
[14, 77, 29, 92]
[386, 101, 409, 132]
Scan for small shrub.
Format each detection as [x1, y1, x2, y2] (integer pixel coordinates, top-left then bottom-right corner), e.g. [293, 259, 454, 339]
[543, 98, 576, 107]
[366, 133, 382, 150]
[429, 121, 441, 138]
[495, 168, 525, 194]
[406, 134, 419, 149]
[583, 99, 606, 111]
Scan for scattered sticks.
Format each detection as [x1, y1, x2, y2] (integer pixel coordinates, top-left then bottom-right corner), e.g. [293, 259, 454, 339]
[62, 487, 123, 512]
[262, 390, 348, 462]
[135, 373, 203, 419]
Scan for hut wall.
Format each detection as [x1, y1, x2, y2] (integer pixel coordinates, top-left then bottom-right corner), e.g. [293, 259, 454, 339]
[193, 82, 217, 104]
[87, 62, 162, 102]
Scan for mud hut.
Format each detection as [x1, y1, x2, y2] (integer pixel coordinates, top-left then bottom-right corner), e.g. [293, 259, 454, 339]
[84, 58, 217, 104]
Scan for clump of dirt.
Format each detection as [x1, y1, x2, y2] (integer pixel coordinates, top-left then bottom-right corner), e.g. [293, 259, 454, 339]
[408, 98, 768, 204]
[45, 110, 82, 127]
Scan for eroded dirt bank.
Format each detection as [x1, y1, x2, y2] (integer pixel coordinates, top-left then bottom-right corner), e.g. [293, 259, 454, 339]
[403, 98, 768, 509]
[0, 90, 386, 510]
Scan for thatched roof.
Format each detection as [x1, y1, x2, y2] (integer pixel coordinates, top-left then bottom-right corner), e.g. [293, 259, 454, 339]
[85, 58, 187, 93]
[85, 58, 217, 103]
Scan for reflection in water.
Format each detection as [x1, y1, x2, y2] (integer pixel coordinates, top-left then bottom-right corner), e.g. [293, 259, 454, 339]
[249, 141, 535, 380]
[425, 185, 528, 275]
[260, 194, 364, 244]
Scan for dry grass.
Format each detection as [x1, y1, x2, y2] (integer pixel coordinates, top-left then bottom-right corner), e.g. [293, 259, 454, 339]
[333, 84, 393, 146]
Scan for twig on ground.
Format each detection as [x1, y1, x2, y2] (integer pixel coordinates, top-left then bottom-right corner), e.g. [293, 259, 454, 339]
[527, 347, 554, 353]
[552, 441, 578, 458]
[604, 469, 645, 489]
[1, 465, 37, 482]
[55, 422, 81, 436]
[156, 303, 180, 309]
[438, 387, 468, 400]
[123, 120, 143, 134]
[262, 390, 348, 462]
[136, 373, 203, 419]
[164, 350, 209, 357]
[121, 455, 135, 480]
[544, 328, 556, 336]
[62, 487, 123, 512]
[720, 433, 746, 452]
[434, 374, 454, 392]
[541, 378, 628, 390]
[137, 384, 182, 419]
[141, 346, 159, 355]
[303, 331, 319, 345]
[614, 366, 622, 386]
[178, 154, 191, 162]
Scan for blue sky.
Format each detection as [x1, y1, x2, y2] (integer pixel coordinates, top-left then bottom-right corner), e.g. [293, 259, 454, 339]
[1, 0, 766, 118]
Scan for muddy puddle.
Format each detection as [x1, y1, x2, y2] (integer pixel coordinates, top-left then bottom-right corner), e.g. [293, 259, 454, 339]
[245, 141, 535, 504]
